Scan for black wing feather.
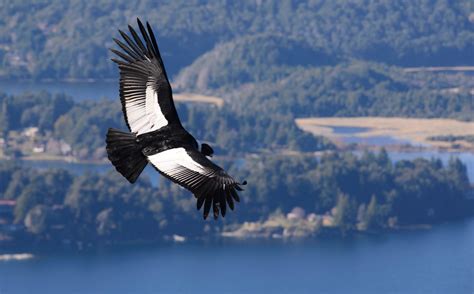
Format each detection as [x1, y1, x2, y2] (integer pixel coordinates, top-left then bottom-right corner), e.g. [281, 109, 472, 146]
[219, 192, 227, 217]
[110, 18, 182, 135]
[148, 148, 245, 220]
[113, 38, 141, 60]
[110, 19, 245, 220]
[110, 48, 135, 63]
[146, 21, 169, 81]
[226, 190, 234, 210]
[137, 20, 156, 60]
[118, 29, 145, 58]
[197, 196, 206, 210]
[203, 196, 213, 220]
[128, 25, 148, 56]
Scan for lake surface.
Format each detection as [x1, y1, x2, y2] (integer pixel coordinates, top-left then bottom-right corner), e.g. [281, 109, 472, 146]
[18, 150, 474, 184]
[19, 160, 160, 186]
[329, 126, 424, 147]
[331, 126, 371, 135]
[1, 218, 473, 294]
[0, 80, 117, 101]
[342, 135, 414, 146]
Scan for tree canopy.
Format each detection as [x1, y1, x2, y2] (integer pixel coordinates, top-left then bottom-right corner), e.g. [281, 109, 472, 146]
[0, 0, 473, 80]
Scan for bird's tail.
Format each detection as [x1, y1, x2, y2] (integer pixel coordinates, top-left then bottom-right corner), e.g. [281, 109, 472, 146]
[105, 128, 148, 183]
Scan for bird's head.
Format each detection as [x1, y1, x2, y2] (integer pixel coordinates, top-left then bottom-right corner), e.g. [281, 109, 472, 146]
[200, 143, 214, 157]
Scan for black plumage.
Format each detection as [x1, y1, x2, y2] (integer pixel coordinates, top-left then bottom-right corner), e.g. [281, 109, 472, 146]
[106, 18, 245, 220]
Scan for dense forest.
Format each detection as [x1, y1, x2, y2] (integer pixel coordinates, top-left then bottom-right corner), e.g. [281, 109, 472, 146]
[0, 0, 473, 246]
[1, 150, 472, 244]
[1, 75, 472, 161]
[0, 0, 473, 80]
[1, 0, 472, 129]
[183, 61, 473, 120]
[0, 91, 331, 159]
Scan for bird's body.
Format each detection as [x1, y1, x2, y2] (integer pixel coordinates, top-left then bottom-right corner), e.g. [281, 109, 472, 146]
[105, 19, 245, 220]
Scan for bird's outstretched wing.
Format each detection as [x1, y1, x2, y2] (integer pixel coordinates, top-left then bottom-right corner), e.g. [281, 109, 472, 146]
[110, 18, 181, 135]
[147, 147, 245, 220]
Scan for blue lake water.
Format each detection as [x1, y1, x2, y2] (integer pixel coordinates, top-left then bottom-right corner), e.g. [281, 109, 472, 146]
[342, 135, 414, 146]
[19, 160, 160, 186]
[18, 150, 474, 184]
[19, 160, 110, 174]
[1, 218, 473, 294]
[331, 126, 371, 135]
[330, 126, 422, 147]
[0, 80, 117, 101]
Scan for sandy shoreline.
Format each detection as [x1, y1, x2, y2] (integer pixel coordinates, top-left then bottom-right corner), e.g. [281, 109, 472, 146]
[296, 117, 474, 151]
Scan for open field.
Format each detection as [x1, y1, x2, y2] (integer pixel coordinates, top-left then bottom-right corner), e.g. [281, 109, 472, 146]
[174, 92, 224, 107]
[403, 66, 474, 73]
[296, 117, 474, 150]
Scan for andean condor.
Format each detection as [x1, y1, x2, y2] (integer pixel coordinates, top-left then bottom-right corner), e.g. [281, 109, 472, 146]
[105, 18, 246, 220]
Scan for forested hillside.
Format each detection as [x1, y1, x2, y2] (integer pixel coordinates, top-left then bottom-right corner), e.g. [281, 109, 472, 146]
[0, 91, 331, 159]
[0, 0, 474, 245]
[179, 60, 473, 120]
[0, 0, 473, 80]
[1, 150, 471, 243]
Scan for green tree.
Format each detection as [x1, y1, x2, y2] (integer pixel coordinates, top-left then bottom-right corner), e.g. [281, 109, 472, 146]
[333, 193, 357, 233]
[358, 195, 383, 231]
[24, 205, 50, 235]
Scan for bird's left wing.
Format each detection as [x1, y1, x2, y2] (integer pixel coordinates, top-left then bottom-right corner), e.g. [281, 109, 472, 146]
[110, 18, 182, 135]
[147, 147, 245, 220]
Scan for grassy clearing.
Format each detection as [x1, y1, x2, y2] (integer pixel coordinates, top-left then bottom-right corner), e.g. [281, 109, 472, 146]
[403, 66, 474, 73]
[174, 92, 224, 107]
[296, 117, 474, 149]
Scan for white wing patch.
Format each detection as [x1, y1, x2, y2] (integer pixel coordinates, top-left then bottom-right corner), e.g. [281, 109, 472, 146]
[123, 81, 168, 135]
[147, 148, 207, 177]
[144, 82, 168, 134]
[122, 86, 148, 134]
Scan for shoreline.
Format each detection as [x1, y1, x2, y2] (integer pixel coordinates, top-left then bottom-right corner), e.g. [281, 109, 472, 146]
[2, 220, 469, 254]
[296, 117, 474, 153]
[0, 154, 108, 165]
[21, 155, 108, 164]
[2, 143, 472, 166]
[0, 78, 116, 83]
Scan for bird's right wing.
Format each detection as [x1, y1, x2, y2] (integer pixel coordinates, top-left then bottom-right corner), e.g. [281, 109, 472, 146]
[110, 18, 182, 135]
[147, 147, 245, 220]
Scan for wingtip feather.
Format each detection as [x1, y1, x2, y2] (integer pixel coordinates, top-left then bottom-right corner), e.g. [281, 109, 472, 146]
[197, 196, 205, 210]
[213, 200, 219, 220]
[220, 192, 227, 217]
[203, 196, 212, 220]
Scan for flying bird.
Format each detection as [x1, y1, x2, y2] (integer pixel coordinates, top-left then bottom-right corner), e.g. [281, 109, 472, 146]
[106, 18, 246, 220]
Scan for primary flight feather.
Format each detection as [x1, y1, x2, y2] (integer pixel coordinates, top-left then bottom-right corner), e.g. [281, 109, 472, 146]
[106, 18, 246, 220]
